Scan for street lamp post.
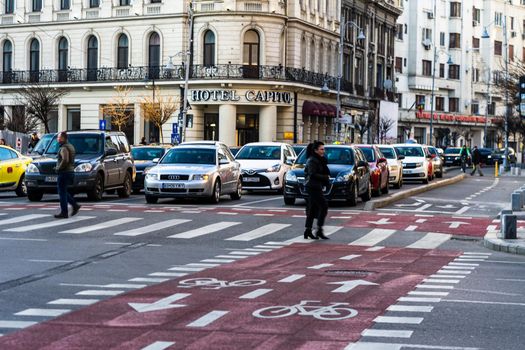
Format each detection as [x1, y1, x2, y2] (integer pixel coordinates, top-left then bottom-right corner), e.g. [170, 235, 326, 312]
[337, 15, 365, 142]
[180, 0, 195, 144]
[484, 67, 491, 148]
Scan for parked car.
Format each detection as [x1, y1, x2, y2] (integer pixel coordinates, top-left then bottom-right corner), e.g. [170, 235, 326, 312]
[283, 145, 371, 206]
[229, 146, 241, 157]
[144, 144, 242, 204]
[443, 147, 471, 166]
[131, 145, 171, 194]
[355, 145, 389, 197]
[426, 146, 444, 178]
[479, 148, 494, 165]
[490, 147, 517, 165]
[394, 144, 432, 184]
[25, 131, 135, 201]
[378, 145, 404, 189]
[292, 144, 308, 157]
[27, 133, 54, 160]
[235, 142, 296, 192]
[0, 145, 32, 197]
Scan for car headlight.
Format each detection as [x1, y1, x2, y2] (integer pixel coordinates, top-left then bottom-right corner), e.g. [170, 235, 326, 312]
[488, 155, 492, 158]
[74, 163, 93, 173]
[285, 172, 297, 182]
[415, 162, 423, 167]
[455, 157, 460, 160]
[193, 174, 209, 181]
[335, 172, 352, 183]
[26, 164, 40, 174]
[266, 164, 281, 173]
[145, 170, 159, 181]
[389, 165, 398, 171]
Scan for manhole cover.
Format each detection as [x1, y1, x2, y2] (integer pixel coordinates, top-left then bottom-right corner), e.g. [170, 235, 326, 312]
[325, 270, 375, 277]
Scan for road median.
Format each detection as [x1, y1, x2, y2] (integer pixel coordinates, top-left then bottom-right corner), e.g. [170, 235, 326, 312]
[363, 173, 467, 211]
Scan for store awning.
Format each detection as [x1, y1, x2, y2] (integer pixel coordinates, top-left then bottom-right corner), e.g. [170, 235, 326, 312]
[302, 101, 320, 116]
[324, 104, 337, 117]
[316, 102, 328, 116]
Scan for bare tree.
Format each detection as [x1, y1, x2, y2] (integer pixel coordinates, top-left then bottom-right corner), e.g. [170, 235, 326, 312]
[141, 87, 179, 143]
[379, 116, 395, 144]
[5, 106, 40, 133]
[103, 86, 133, 132]
[16, 84, 68, 133]
[354, 113, 375, 144]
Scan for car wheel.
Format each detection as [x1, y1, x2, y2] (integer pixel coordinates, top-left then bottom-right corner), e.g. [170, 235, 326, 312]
[117, 172, 132, 198]
[15, 175, 27, 197]
[381, 174, 389, 194]
[209, 180, 221, 204]
[145, 194, 158, 204]
[87, 174, 104, 201]
[361, 181, 372, 202]
[346, 182, 358, 207]
[230, 180, 242, 200]
[27, 189, 43, 202]
[436, 168, 443, 178]
[284, 196, 296, 205]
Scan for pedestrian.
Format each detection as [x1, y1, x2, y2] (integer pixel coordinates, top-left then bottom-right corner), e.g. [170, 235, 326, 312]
[0, 138, 6, 146]
[470, 145, 484, 176]
[140, 137, 148, 145]
[54, 131, 81, 219]
[459, 145, 470, 173]
[304, 141, 330, 240]
[29, 132, 40, 150]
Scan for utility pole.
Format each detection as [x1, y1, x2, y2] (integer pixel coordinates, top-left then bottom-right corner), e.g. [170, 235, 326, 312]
[180, 0, 195, 143]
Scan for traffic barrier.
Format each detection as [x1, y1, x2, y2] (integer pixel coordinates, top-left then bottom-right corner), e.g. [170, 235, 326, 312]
[511, 192, 522, 211]
[499, 214, 517, 239]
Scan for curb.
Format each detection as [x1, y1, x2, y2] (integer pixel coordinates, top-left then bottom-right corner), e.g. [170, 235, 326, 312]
[363, 173, 467, 211]
[484, 231, 525, 255]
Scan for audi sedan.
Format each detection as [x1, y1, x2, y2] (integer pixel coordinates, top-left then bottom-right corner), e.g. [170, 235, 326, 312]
[144, 144, 242, 204]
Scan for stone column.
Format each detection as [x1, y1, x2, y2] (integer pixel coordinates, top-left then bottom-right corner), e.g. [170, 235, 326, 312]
[134, 103, 143, 145]
[57, 104, 67, 132]
[219, 104, 237, 146]
[259, 105, 277, 142]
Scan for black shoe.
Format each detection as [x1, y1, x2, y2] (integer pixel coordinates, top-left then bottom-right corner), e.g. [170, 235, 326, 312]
[54, 213, 68, 219]
[316, 228, 329, 240]
[71, 205, 81, 217]
[304, 228, 318, 240]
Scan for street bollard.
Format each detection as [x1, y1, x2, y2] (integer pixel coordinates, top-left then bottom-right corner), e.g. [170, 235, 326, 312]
[495, 161, 499, 177]
[499, 209, 513, 219]
[499, 214, 517, 239]
[512, 192, 522, 211]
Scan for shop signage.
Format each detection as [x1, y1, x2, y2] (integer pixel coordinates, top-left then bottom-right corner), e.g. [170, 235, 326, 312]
[416, 111, 493, 124]
[191, 89, 293, 104]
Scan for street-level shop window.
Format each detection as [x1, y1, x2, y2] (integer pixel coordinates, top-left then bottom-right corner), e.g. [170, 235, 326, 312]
[414, 127, 426, 144]
[203, 30, 215, 67]
[67, 108, 81, 131]
[204, 114, 219, 141]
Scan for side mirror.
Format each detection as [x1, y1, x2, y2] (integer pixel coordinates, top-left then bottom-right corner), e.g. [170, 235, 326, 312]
[105, 148, 118, 156]
[397, 155, 405, 160]
[357, 160, 368, 167]
[285, 156, 296, 165]
[152, 158, 160, 163]
[219, 158, 229, 165]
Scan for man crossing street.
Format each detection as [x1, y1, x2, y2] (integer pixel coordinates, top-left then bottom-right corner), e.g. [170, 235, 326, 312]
[54, 132, 81, 219]
[471, 145, 484, 177]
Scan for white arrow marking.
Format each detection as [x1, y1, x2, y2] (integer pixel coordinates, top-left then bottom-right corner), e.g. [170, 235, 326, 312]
[328, 280, 379, 293]
[445, 221, 470, 229]
[367, 218, 391, 225]
[395, 203, 421, 208]
[340, 254, 361, 261]
[129, 293, 190, 313]
[437, 204, 457, 209]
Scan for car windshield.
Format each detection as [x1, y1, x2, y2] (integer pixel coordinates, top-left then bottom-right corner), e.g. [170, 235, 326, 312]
[161, 148, 216, 165]
[357, 147, 376, 162]
[45, 135, 103, 155]
[296, 147, 354, 165]
[131, 147, 165, 161]
[236, 146, 281, 160]
[293, 146, 306, 155]
[444, 148, 461, 154]
[378, 147, 396, 159]
[427, 147, 437, 155]
[31, 134, 53, 155]
[494, 149, 509, 155]
[395, 146, 424, 157]
[229, 147, 241, 156]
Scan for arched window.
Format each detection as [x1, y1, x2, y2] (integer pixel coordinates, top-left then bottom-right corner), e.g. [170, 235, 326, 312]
[243, 30, 260, 78]
[148, 32, 160, 79]
[58, 37, 69, 82]
[87, 35, 98, 81]
[203, 30, 215, 67]
[30, 39, 40, 82]
[2, 41, 12, 84]
[117, 34, 129, 69]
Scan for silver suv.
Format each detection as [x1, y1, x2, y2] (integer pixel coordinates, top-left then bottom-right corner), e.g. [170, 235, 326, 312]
[144, 144, 242, 204]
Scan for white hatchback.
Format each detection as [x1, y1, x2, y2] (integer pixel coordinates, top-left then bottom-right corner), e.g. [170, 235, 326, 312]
[393, 144, 432, 184]
[378, 145, 404, 189]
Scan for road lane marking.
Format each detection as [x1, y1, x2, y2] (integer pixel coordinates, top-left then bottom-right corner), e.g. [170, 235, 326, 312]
[226, 224, 291, 241]
[243, 248, 274, 252]
[76, 290, 124, 296]
[345, 342, 481, 350]
[226, 251, 260, 255]
[444, 300, 525, 307]
[398, 297, 441, 302]
[0, 237, 48, 241]
[409, 291, 450, 297]
[28, 259, 73, 263]
[201, 259, 235, 263]
[48, 299, 99, 305]
[437, 270, 471, 274]
[416, 285, 454, 290]
[349, 229, 396, 246]
[4, 216, 95, 232]
[278, 274, 305, 283]
[374, 316, 424, 324]
[0, 214, 50, 226]
[455, 206, 470, 215]
[141, 341, 175, 350]
[463, 252, 491, 255]
[187, 310, 229, 328]
[61, 217, 142, 234]
[233, 197, 282, 207]
[168, 222, 242, 239]
[114, 219, 191, 236]
[0, 321, 37, 329]
[442, 265, 475, 270]
[387, 305, 433, 312]
[168, 267, 206, 272]
[454, 258, 486, 262]
[407, 233, 451, 249]
[186, 263, 219, 268]
[449, 262, 479, 266]
[423, 279, 460, 284]
[340, 254, 361, 261]
[366, 246, 385, 251]
[215, 255, 248, 259]
[128, 277, 170, 283]
[431, 274, 465, 279]
[15, 309, 70, 317]
[405, 225, 418, 232]
[239, 288, 273, 299]
[308, 263, 333, 270]
[361, 329, 413, 338]
[283, 226, 342, 243]
[149, 272, 188, 277]
[415, 204, 433, 212]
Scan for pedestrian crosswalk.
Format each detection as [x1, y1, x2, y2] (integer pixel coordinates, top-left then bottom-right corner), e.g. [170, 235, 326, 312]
[0, 210, 457, 250]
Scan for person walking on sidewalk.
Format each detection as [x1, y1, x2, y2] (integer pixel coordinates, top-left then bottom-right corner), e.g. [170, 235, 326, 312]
[54, 132, 81, 219]
[304, 141, 330, 240]
[471, 145, 484, 176]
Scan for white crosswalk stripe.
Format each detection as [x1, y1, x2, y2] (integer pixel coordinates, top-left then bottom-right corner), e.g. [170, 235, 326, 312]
[349, 228, 396, 246]
[4, 216, 95, 232]
[168, 222, 242, 239]
[283, 226, 343, 244]
[60, 217, 142, 234]
[407, 232, 451, 249]
[0, 214, 50, 226]
[226, 224, 291, 241]
[114, 219, 191, 237]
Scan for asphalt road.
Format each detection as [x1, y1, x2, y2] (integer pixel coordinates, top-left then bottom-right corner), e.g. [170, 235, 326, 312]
[0, 167, 524, 349]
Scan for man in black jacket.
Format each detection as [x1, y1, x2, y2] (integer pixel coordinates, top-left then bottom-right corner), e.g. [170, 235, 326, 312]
[471, 145, 484, 176]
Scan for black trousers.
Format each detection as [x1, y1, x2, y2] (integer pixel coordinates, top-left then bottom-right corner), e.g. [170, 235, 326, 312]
[305, 187, 328, 229]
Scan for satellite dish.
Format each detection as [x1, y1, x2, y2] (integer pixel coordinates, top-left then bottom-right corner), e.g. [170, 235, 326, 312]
[383, 79, 393, 90]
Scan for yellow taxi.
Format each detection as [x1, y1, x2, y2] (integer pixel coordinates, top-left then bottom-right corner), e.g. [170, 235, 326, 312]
[0, 145, 32, 197]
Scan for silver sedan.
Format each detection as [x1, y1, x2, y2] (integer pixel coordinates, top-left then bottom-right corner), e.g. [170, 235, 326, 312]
[144, 145, 242, 204]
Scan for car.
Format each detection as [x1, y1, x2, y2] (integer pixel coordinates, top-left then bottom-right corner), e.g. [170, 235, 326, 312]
[490, 147, 517, 165]
[378, 145, 404, 189]
[144, 144, 242, 204]
[426, 146, 444, 178]
[27, 133, 54, 160]
[235, 142, 297, 192]
[25, 131, 135, 202]
[0, 145, 32, 197]
[292, 144, 308, 157]
[131, 145, 171, 194]
[229, 146, 241, 157]
[394, 144, 432, 184]
[182, 141, 237, 159]
[478, 148, 494, 165]
[355, 145, 389, 197]
[443, 147, 471, 166]
[283, 145, 372, 206]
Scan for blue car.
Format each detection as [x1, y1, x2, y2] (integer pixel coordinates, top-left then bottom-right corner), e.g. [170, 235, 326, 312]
[131, 145, 171, 194]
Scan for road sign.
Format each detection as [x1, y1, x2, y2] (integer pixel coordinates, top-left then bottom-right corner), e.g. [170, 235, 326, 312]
[171, 133, 181, 145]
[519, 76, 525, 117]
[99, 119, 107, 131]
[172, 122, 179, 134]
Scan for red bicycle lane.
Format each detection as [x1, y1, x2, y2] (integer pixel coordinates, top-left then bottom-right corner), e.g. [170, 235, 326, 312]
[0, 244, 460, 350]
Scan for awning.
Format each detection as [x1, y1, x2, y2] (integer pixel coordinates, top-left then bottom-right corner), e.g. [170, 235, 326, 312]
[324, 104, 337, 117]
[316, 102, 328, 117]
[302, 101, 320, 116]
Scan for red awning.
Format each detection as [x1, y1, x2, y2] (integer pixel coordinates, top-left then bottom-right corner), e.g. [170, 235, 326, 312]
[323, 103, 337, 117]
[302, 101, 320, 116]
[316, 102, 328, 116]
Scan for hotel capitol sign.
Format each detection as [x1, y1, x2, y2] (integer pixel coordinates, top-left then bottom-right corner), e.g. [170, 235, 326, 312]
[190, 89, 293, 105]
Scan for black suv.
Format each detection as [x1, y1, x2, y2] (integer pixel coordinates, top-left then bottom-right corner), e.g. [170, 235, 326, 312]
[25, 131, 135, 201]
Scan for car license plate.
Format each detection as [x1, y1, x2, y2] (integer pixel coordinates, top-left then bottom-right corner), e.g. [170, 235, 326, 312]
[403, 169, 414, 174]
[45, 176, 57, 183]
[244, 177, 260, 183]
[162, 183, 185, 189]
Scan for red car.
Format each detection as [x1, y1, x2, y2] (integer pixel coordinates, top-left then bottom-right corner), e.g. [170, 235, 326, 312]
[355, 145, 389, 197]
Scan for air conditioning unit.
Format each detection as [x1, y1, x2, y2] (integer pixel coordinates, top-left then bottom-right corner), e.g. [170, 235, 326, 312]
[511, 31, 517, 38]
[427, 12, 434, 19]
[422, 39, 432, 50]
[472, 20, 478, 27]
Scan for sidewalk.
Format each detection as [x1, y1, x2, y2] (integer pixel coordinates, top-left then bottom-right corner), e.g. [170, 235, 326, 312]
[484, 231, 525, 255]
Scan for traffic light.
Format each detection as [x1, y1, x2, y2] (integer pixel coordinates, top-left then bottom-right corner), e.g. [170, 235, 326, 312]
[519, 76, 525, 117]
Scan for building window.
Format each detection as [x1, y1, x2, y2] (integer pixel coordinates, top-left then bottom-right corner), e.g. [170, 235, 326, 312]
[243, 30, 260, 78]
[90, 0, 100, 8]
[87, 35, 98, 81]
[61, 0, 70, 10]
[3, 41, 12, 73]
[435, 97, 445, 111]
[58, 37, 68, 82]
[422, 60, 432, 76]
[439, 63, 445, 78]
[148, 32, 160, 79]
[396, 24, 403, 40]
[449, 33, 461, 49]
[472, 7, 480, 23]
[309, 39, 316, 71]
[29, 39, 40, 82]
[439, 32, 445, 47]
[5, 0, 14, 13]
[488, 102, 495, 115]
[395, 57, 402, 73]
[117, 34, 129, 69]
[416, 95, 425, 109]
[449, 98, 459, 112]
[203, 30, 215, 67]
[32, 0, 42, 12]
[473, 37, 480, 49]
[509, 45, 514, 61]
[120, 0, 130, 5]
[450, 2, 461, 17]
[494, 41, 502, 56]
[448, 64, 460, 80]
[471, 103, 479, 115]
[422, 28, 432, 42]
[472, 68, 480, 82]
[414, 127, 426, 144]
[495, 12, 503, 27]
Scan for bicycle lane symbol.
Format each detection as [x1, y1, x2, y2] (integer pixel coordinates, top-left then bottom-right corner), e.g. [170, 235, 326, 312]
[178, 277, 267, 290]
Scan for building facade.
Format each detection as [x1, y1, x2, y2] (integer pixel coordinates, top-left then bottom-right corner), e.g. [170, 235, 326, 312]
[395, 0, 525, 150]
[0, 0, 343, 146]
